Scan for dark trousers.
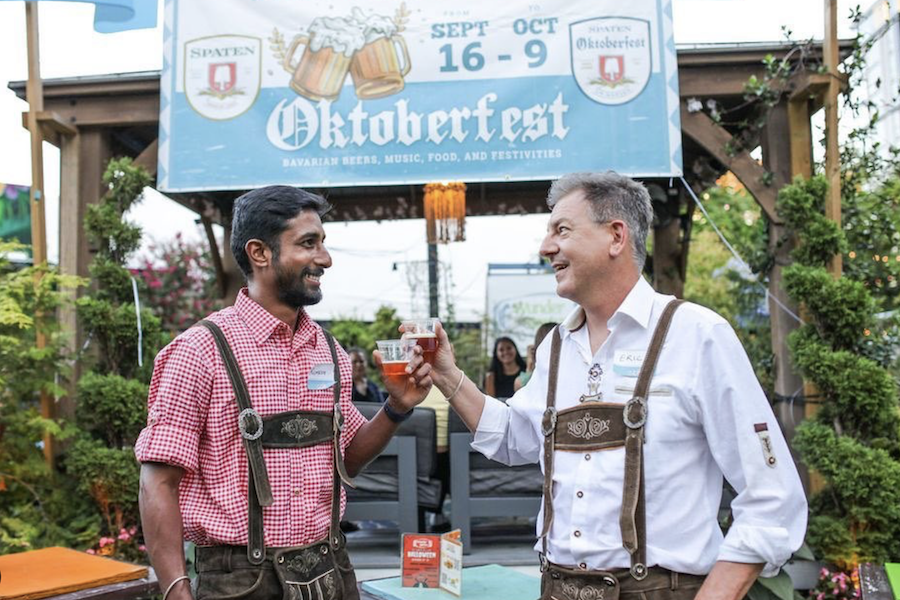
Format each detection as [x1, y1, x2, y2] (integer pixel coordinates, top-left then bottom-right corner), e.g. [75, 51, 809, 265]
[540, 563, 705, 600]
[195, 545, 360, 600]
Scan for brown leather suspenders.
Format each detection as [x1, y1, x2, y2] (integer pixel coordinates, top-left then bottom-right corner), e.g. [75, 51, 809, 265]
[197, 320, 352, 565]
[539, 299, 684, 580]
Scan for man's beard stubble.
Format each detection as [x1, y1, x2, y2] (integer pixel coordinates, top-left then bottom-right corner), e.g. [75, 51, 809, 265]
[274, 262, 324, 309]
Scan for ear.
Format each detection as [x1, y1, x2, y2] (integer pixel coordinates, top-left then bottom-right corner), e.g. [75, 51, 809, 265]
[245, 239, 272, 273]
[608, 220, 629, 259]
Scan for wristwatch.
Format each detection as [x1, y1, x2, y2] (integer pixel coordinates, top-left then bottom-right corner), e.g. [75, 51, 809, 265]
[382, 398, 414, 423]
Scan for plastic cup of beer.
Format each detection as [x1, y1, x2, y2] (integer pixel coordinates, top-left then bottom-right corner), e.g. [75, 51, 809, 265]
[376, 338, 417, 386]
[401, 318, 439, 365]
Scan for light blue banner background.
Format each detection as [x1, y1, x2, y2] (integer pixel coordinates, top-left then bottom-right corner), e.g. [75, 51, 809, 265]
[159, 0, 680, 192]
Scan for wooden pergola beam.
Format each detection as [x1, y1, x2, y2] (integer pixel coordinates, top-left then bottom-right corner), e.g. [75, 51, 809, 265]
[133, 138, 158, 177]
[680, 104, 780, 223]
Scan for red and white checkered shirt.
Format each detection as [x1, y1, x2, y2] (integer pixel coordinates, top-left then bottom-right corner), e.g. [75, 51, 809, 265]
[135, 289, 366, 547]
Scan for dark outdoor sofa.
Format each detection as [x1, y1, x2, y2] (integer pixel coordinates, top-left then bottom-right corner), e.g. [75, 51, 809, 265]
[343, 402, 441, 534]
[448, 408, 543, 551]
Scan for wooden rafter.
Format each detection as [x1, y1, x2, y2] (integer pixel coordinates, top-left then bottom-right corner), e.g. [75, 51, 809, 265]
[680, 105, 780, 224]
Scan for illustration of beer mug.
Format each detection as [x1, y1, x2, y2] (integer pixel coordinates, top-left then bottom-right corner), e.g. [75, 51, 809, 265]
[350, 34, 411, 99]
[282, 34, 352, 101]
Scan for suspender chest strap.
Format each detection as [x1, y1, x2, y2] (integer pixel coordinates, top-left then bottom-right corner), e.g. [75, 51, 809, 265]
[539, 299, 684, 581]
[196, 320, 350, 566]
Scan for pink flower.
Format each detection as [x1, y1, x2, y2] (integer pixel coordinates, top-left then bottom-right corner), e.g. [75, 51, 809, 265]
[99, 536, 115, 547]
[138, 545, 147, 552]
[118, 531, 131, 541]
[86, 548, 96, 555]
[129, 526, 138, 535]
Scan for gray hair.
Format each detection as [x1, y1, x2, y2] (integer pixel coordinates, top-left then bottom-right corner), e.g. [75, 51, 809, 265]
[546, 172, 653, 269]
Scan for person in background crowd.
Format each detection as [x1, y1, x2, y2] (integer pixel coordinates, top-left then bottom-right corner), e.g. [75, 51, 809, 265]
[514, 322, 557, 392]
[484, 337, 526, 399]
[349, 347, 385, 404]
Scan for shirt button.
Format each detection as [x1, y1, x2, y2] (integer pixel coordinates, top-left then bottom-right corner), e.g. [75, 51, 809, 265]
[584, 454, 591, 461]
[579, 563, 587, 570]
[293, 489, 301, 497]
[574, 530, 581, 538]
[576, 491, 584, 498]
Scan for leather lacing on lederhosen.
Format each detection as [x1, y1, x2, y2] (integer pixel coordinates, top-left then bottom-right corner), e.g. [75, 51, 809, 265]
[538, 300, 684, 582]
[196, 320, 355, 599]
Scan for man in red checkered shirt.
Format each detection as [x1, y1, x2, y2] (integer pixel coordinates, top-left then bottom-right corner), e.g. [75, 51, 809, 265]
[136, 186, 433, 600]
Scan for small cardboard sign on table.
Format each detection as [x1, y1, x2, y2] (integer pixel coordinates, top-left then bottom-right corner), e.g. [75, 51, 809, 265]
[400, 530, 463, 595]
[0, 547, 151, 600]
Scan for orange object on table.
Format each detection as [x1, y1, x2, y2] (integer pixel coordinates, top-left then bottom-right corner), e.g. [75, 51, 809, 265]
[0, 547, 149, 600]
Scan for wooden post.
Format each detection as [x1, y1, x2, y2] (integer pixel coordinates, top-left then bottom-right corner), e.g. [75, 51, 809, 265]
[824, 0, 843, 276]
[24, 3, 54, 465]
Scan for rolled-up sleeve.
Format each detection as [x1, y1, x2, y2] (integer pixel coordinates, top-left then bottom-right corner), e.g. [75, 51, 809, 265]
[695, 321, 808, 577]
[135, 334, 212, 473]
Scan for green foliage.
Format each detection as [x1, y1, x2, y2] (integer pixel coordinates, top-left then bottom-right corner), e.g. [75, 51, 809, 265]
[0, 241, 95, 554]
[331, 305, 402, 353]
[684, 184, 774, 394]
[777, 175, 900, 569]
[75, 373, 147, 448]
[65, 439, 142, 535]
[64, 157, 161, 561]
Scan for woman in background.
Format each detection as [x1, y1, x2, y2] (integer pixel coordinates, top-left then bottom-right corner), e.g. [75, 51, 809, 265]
[514, 322, 557, 392]
[484, 337, 527, 399]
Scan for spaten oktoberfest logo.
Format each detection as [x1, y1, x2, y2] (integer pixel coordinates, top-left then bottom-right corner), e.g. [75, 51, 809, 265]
[570, 17, 651, 106]
[185, 35, 261, 120]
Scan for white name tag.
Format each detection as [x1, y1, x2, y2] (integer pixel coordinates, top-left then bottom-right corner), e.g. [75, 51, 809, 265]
[308, 363, 336, 390]
[613, 350, 645, 377]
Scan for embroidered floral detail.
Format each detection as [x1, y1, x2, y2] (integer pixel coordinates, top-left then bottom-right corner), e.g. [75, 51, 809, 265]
[561, 581, 605, 600]
[286, 549, 321, 576]
[323, 573, 336, 598]
[282, 416, 319, 440]
[566, 413, 611, 440]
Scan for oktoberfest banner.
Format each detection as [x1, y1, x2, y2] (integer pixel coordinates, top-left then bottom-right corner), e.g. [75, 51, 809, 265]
[158, 0, 681, 192]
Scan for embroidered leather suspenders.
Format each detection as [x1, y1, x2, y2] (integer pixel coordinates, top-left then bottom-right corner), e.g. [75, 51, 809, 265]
[539, 300, 684, 580]
[196, 320, 354, 566]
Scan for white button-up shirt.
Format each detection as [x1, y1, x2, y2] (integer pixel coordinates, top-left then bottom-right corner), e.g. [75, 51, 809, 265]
[473, 277, 807, 577]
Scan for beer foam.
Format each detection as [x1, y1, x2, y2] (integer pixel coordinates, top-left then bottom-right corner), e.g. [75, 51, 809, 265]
[350, 7, 398, 44]
[308, 16, 366, 57]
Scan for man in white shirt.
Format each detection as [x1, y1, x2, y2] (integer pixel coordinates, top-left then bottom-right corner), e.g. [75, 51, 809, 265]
[425, 172, 807, 600]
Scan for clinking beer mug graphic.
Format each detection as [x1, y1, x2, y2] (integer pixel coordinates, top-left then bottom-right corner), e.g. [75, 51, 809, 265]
[274, 5, 411, 101]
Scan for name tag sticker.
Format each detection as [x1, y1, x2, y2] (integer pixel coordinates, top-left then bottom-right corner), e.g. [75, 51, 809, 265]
[308, 363, 336, 390]
[613, 350, 645, 377]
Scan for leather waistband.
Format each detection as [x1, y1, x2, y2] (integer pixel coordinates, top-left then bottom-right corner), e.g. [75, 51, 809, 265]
[260, 411, 334, 448]
[543, 562, 706, 593]
[195, 541, 348, 573]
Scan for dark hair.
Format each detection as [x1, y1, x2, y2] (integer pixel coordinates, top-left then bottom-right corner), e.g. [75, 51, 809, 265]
[230, 185, 332, 278]
[534, 322, 557, 349]
[489, 336, 526, 378]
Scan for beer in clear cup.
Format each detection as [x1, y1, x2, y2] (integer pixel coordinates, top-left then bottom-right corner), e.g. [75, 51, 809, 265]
[376, 339, 417, 387]
[402, 318, 439, 365]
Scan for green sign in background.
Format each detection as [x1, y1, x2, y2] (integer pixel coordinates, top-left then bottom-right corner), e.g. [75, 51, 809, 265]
[0, 184, 32, 246]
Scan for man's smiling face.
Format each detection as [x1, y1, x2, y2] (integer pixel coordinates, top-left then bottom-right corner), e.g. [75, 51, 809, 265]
[539, 190, 615, 305]
[272, 209, 332, 308]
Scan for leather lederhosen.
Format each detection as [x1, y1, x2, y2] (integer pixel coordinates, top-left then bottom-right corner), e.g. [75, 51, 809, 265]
[194, 320, 357, 600]
[538, 300, 698, 598]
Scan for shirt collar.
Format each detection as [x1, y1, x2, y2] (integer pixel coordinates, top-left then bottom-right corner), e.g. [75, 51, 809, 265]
[234, 288, 318, 347]
[560, 276, 656, 338]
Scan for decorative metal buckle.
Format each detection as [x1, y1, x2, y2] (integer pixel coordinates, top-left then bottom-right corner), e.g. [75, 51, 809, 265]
[631, 562, 648, 580]
[623, 396, 647, 429]
[334, 404, 344, 432]
[541, 407, 558, 437]
[238, 408, 264, 440]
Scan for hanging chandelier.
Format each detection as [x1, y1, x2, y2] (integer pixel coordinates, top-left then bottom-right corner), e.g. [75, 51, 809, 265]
[423, 182, 467, 244]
